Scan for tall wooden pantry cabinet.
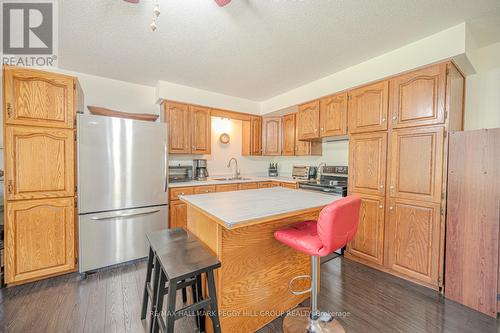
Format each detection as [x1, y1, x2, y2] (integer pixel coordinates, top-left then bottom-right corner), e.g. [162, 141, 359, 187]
[2, 66, 82, 285]
[345, 61, 465, 290]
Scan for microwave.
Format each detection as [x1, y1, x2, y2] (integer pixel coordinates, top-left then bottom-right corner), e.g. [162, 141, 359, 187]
[292, 166, 317, 180]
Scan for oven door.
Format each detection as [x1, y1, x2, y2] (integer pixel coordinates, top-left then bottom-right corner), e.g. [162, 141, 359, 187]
[298, 183, 343, 196]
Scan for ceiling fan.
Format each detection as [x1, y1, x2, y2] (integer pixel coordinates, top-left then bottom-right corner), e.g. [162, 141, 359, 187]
[123, 0, 233, 31]
[123, 0, 232, 6]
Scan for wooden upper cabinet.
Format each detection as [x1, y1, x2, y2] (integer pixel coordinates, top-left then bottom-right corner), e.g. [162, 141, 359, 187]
[282, 114, 296, 156]
[348, 132, 387, 196]
[5, 126, 75, 201]
[320, 92, 347, 137]
[297, 100, 320, 140]
[3, 67, 75, 129]
[390, 63, 446, 129]
[347, 193, 385, 265]
[386, 198, 441, 288]
[242, 116, 262, 156]
[251, 116, 263, 155]
[5, 197, 76, 284]
[348, 81, 389, 134]
[164, 102, 191, 154]
[262, 117, 282, 156]
[190, 105, 211, 155]
[388, 127, 444, 203]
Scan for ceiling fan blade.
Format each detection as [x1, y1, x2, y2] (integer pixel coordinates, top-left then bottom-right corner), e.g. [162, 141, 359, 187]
[214, 0, 232, 7]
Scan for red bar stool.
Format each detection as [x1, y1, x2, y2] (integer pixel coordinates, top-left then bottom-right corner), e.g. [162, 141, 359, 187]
[274, 195, 361, 333]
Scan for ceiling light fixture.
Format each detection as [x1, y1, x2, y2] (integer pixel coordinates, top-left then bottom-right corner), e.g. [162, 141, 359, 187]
[150, 0, 160, 31]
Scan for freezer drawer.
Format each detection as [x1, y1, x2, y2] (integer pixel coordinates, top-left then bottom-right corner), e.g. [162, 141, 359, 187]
[79, 205, 167, 272]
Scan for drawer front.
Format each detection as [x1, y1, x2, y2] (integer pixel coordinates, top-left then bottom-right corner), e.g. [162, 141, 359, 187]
[193, 186, 216, 194]
[239, 183, 258, 190]
[169, 187, 194, 201]
[215, 184, 239, 193]
[280, 182, 298, 189]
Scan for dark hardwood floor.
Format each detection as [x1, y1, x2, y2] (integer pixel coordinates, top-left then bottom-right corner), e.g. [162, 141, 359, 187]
[0, 257, 498, 333]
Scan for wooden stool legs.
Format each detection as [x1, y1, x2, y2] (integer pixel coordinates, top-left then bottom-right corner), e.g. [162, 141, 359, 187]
[152, 269, 221, 333]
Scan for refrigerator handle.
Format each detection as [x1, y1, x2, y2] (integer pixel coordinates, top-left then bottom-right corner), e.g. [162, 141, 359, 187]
[90, 209, 161, 220]
[164, 141, 168, 192]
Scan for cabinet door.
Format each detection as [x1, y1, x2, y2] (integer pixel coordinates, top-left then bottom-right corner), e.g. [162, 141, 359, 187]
[348, 132, 387, 196]
[282, 114, 296, 156]
[170, 201, 187, 229]
[348, 81, 388, 133]
[190, 105, 211, 155]
[262, 117, 282, 156]
[386, 198, 441, 287]
[165, 102, 190, 154]
[388, 127, 444, 203]
[5, 126, 75, 200]
[250, 116, 263, 155]
[297, 100, 320, 140]
[389, 63, 446, 129]
[5, 197, 75, 284]
[347, 194, 385, 265]
[3, 67, 75, 129]
[320, 93, 347, 137]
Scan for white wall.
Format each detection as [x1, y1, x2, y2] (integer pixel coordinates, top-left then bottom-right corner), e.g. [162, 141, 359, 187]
[169, 117, 348, 177]
[260, 23, 470, 114]
[156, 80, 261, 115]
[53, 69, 159, 116]
[464, 42, 500, 130]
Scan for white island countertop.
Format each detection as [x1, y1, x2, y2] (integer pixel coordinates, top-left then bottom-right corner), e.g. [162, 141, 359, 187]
[179, 187, 341, 229]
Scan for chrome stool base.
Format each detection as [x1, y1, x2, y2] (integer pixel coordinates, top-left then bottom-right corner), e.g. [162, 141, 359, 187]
[283, 307, 345, 333]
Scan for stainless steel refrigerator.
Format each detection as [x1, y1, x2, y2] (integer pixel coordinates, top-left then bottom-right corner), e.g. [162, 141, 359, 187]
[77, 114, 168, 273]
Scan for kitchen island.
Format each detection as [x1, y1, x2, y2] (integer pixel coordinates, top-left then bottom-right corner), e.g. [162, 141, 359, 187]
[180, 187, 341, 333]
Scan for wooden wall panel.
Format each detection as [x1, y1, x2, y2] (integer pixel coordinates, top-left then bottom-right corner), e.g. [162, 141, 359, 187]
[445, 129, 500, 317]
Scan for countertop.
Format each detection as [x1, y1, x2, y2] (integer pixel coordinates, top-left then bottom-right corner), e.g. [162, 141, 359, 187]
[179, 187, 341, 229]
[168, 176, 299, 188]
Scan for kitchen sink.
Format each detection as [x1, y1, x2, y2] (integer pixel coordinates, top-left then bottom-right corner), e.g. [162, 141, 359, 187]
[212, 177, 253, 181]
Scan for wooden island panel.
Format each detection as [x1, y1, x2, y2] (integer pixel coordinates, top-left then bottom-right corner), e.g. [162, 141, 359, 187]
[186, 205, 320, 333]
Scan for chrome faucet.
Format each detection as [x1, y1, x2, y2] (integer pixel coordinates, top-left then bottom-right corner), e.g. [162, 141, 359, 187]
[227, 157, 240, 179]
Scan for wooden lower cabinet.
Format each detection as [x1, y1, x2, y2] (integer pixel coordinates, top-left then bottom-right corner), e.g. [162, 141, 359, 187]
[239, 183, 258, 190]
[5, 197, 76, 284]
[258, 181, 280, 188]
[346, 194, 385, 265]
[385, 198, 441, 287]
[193, 186, 216, 194]
[280, 182, 298, 189]
[215, 184, 239, 192]
[170, 201, 188, 229]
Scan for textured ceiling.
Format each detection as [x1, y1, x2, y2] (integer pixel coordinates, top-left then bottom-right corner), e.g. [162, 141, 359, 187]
[58, 0, 500, 101]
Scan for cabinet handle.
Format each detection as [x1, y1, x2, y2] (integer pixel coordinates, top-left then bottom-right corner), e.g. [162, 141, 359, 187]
[392, 115, 397, 121]
[6, 103, 13, 118]
[389, 206, 393, 211]
[180, 192, 185, 195]
[379, 205, 384, 209]
[7, 180, 13, 194]
[390, 185, 394, 189]
[192, 146, 196, 149]
[380, 184, 384, 189]
[382, 118, 386, 122]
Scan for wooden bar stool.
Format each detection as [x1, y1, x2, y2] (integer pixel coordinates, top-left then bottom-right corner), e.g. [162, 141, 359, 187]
[153, 234, 221, 333]
[274, 196, 361, 333]
[141, 228, 200, 332]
